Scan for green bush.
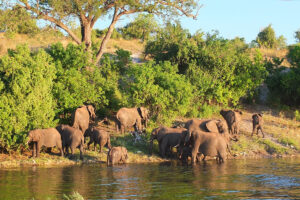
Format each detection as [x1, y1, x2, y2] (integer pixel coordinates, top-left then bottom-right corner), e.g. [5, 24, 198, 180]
[121, 14, 159, 41]
[120, 61, 194, 124]
[287, 44, 300, 68]
[47, 43, 107, 121]
[0, 45, 57, 151]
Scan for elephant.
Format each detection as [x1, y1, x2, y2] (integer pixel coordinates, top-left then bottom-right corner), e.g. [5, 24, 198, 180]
[183, 130, 229, 164]
[27, 128, 64, 158]
[71, 105, 96, 136]
[107, 146, 128, 165]
[149, 126, 187, 157]
[85, 127, 111, 152]
[56, 125, 84, 160]
[184, 119, 228, 134]
[251, 113, 265, 138]
[116, 107, 149, 134]
[220, 109, 243, 135]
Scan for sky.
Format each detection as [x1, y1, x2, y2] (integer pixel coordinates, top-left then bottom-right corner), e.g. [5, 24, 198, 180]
[178, 0, 300, 44]
[95, 0, 300, 45]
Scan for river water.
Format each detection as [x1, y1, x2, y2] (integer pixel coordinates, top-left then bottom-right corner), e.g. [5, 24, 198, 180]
[0, 158, 299, 199]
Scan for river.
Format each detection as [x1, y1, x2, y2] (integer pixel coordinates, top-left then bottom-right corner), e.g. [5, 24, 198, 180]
[0, 158, 299, 199]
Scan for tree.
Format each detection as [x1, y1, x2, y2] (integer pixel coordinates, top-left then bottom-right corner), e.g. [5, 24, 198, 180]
[121, 13, 159, 41]
[295, 29, 300, 43]
[2, 0, 201, 64]
[256, 24, 277, 48]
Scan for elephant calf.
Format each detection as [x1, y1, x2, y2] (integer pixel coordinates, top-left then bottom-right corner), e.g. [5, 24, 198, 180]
[85, 127, 111, 152]
[251, 113, 265, 138]
[56, 125, 84, 160]
[28, 128, 64, 158]
[107, 146, 128, 165]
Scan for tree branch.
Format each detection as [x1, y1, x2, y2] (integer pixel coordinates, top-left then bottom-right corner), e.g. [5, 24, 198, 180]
[19, 2, 82, 45]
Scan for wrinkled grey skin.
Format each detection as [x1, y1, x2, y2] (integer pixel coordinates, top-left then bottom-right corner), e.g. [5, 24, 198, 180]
[71, 105, 96, 136]
[116, 107, 149, 134]
[28, 128, 63, 158]
[184, 119, 238, 142]
[149, 126, 187, 157]
[107, 146, 128, 165]
[251, 113, 265, 138]
[220, 109, 243, 135]
[56, 125, 84, 160]
[85, 127, 111, 152]
[183, 130, 229, 164]
[184, 119, 227, 134]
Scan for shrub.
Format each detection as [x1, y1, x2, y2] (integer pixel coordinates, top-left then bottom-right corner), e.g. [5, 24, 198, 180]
[0, 45, 57, 152]
[256, 25, 277, 49]
[120, 61, 194, 124]
[47, 43, 107, 121]
[287, 44, 300, 68]
[121, 14, 159, 41]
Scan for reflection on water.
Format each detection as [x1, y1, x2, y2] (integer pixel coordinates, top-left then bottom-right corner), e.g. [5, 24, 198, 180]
[0, 158, 300, 199]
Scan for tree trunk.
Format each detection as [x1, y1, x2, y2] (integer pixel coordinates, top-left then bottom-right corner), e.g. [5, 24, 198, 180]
[94, 7, 119, 65]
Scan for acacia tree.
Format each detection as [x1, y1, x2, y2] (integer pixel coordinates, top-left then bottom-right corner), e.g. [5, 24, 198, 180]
[2, 0, 200, 64]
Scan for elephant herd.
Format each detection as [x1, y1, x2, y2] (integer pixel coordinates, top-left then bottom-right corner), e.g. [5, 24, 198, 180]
[27, 105, 264, 165]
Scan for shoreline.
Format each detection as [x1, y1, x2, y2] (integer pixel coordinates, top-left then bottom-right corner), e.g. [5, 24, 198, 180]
[1, 150, 299, 169]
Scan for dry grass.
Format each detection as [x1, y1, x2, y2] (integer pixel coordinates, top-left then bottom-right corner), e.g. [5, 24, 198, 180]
[250, 48, 290, 67]
[0, 33, 145, 57]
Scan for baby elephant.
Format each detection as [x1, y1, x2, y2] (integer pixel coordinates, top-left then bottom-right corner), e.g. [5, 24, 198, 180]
[85, 127, 111, 152]
[251, 113, 265, 138]
[107, 146, 128, 165]
[28, 128, 64, 158]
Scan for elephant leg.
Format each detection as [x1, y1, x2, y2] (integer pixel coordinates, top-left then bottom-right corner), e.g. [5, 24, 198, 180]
[202, 155, 206, 161]
[99, 145, 102, 153]
[94, 142, 97, 151]
[36, 143, 41, 157]
[259, 126, 265, 138]
[32, 142, 37, 157]
[87, 140, 93, 150]
[251, 125, 258, 137]
[160, 140, 167, 158]
[79, 145, 84, 160]
[191, 145, 200, 164]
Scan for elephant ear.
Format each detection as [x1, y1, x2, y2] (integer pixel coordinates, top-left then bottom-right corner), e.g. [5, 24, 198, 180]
[87, 105, 95, 118]
[205, 120, 219, 133]
[32, 130, 41, 141]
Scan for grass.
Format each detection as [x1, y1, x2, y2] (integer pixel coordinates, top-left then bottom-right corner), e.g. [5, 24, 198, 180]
[0, 33, 144, 57]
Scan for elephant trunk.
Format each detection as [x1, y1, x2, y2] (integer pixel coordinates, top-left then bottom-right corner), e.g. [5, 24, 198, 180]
[185, 131, 191, 144]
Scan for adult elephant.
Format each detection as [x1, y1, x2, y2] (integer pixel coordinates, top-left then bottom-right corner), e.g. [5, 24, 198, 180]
[149, 126, 187, 157]
[27, 128, 64, 158]
[56, 125, 84, 160]
[185, 119, 228, 134]
[85, 127, 112, 152]
[71, 105, 96, 136]
[183, 130, 229, 163]
[116, 107, 149, 134]
[220, 109, 243, 135]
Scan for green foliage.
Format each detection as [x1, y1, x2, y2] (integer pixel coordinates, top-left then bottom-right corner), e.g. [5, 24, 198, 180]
[295, 29, 300, 43]
[121, 14, 159, 41]
[266, 66, 300, 106]
[120, 61, 194, 123]
[256, 25, 277, 49]
[295, 110, 300, 121]
[287, 44, 300, 68]
[258, 139, 289, 154]
[0, 45, 57, 151]
[146, 25, 267, 106]
[0, 6, 39, 38]
[47, 43, 107, 120]
[145, 22, 196, 73]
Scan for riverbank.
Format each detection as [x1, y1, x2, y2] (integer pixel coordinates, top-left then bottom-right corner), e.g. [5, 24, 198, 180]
[1, 106, 299, 169]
